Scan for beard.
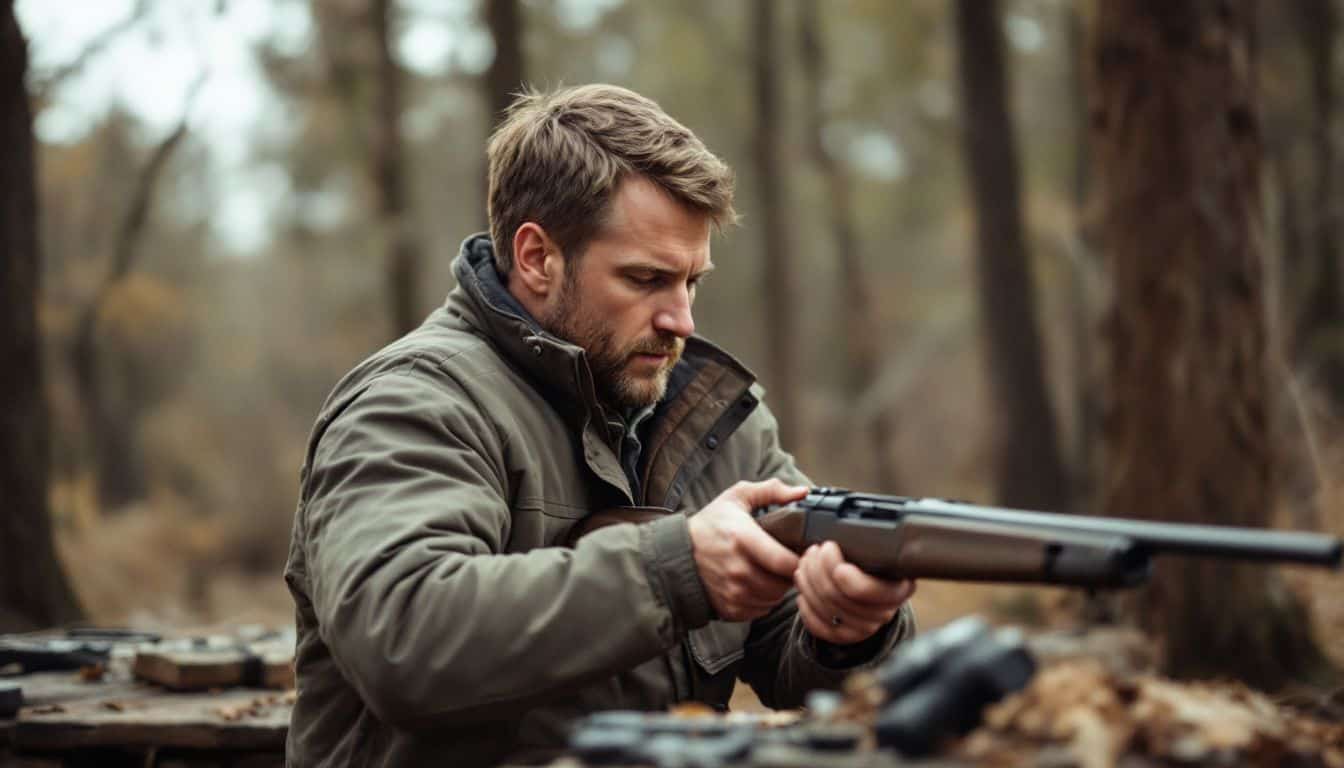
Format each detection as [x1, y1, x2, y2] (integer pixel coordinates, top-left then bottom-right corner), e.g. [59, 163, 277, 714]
[540, 272, 684, 412]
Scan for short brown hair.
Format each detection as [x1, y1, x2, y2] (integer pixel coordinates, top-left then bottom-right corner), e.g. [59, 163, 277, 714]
[486, 84, 736, 274]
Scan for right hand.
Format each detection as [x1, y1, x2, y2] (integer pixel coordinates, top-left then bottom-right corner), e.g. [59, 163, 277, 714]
[687, 479, 807, 622]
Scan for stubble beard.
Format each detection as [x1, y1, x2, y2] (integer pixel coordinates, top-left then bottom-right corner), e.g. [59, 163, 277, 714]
[541, 272, 684, 412]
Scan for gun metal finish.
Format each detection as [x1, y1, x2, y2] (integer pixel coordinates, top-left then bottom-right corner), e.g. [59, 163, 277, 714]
[808, 488, 1342, 566]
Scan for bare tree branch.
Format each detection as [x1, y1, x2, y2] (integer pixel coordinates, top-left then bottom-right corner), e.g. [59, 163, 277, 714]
[106, 70, 206, 281]
[70, 68, 207, 510]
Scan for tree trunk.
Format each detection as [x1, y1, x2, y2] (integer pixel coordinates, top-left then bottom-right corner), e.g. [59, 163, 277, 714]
[0, 0, 83, 631]
[752, 0, 799, 454]
[1093, 0, 1330, 690]
[484, 0, 523, 128]
[1291, 0, 1344, 405]
[371, 0, 421, 337]
[798, 0, 899, 491]
[70, 117, 190, 511]
[954, 0, 1068, 510]
[482, 0, 523, 229]
[1065, 2, 1101, 510]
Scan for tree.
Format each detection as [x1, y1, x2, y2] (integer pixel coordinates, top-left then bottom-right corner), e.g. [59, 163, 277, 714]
[798, 0, 899, 491]
[70, 83, 199, 511]
[481, 0, 523, 226]
[953, 0, 1068, 509]
[1093, 0, 1331, 689]
[0, 0, 82, 630]
[370, 0, 422, 336]
[1064, 1, 1102, 509]
[1289, 0, 1344, 406]
[752, 0, 800, 453]
[484, 0, 523, 129]
[305, 0, 424, 338]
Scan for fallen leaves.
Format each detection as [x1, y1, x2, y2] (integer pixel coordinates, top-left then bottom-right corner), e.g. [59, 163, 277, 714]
[956, 660, 1344, 767]
[212, 689, 296, 722]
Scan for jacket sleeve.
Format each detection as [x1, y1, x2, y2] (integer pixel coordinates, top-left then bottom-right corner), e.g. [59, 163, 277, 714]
[735, 396, 915, 708]
[300, 368, 712, 727]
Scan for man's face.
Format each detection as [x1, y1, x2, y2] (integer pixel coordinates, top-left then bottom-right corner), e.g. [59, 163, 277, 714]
[539, 176, 713, 412]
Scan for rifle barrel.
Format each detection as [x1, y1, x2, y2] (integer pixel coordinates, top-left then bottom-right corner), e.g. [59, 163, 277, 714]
[847, 496, 1342, 567]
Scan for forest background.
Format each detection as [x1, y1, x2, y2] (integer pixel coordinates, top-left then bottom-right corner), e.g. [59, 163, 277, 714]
[2, 0, 1342, 693]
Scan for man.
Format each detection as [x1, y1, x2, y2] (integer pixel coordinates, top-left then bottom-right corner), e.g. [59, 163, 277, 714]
[284, 84, 915, 767]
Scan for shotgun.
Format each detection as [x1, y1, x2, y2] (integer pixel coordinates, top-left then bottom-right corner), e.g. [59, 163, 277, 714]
[751, 487, 1343, 588]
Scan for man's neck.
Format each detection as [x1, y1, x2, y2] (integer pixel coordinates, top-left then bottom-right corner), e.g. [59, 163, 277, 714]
[504, 267, 552, 329]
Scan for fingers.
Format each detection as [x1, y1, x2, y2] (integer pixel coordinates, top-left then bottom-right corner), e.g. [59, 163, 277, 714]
[832, 563, 916, 606]
[811, 541, 915, 607]
[796, 590, 882, 645]
[720, 480, 805, 577]
[733, 559, 796, 600]
[713, 542, 794, 614]
[795, 590, 838, 640]
[735, 520, 800, 578]
[795, 546, 898, 624]
[689, 486, 803, 621]
[794, 541, 915, 644]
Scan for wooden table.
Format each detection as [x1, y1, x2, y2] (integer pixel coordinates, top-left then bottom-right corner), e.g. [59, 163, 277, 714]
[1, 666, 289, 766]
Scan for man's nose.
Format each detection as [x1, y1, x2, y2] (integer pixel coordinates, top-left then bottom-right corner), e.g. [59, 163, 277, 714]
[653, 288, 695, 338]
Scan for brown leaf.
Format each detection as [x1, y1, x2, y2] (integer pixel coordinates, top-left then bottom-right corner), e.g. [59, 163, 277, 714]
[26, 704, 65, 715]
[215, 704, 246, 721]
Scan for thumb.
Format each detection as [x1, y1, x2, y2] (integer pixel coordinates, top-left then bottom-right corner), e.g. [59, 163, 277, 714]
[726, 478, 809, 512]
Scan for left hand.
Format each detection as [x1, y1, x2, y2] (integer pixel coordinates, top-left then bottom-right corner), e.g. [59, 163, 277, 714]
[795, 541, 916, 645]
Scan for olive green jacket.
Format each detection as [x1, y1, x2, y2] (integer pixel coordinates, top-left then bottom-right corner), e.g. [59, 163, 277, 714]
[283, 235, 913, 767]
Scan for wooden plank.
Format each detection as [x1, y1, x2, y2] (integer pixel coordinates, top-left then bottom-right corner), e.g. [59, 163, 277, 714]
[13, 688, 291, 750]
[2, 629, 295, 757]
[2, 668, 151, 749]
[132, 649, 293, 691]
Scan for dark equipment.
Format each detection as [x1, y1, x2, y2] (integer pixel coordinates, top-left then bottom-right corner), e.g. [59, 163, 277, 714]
[567, 710, 869, 768]
[869, 616, 1036, 756]
[0, 681, 22, 718]
[0, 629, 161, 674]
[569, 711, 757, 768]
[566, 616, 1036, 764]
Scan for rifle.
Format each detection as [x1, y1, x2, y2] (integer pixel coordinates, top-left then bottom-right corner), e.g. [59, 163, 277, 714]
[751, 487, 1343, 588]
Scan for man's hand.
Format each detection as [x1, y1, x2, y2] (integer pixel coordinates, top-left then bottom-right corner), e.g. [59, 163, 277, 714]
[795, 541, 916, 645]
[688, 479, 807, 622]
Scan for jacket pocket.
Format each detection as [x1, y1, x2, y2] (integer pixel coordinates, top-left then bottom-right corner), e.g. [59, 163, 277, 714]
[688, 621, 749, 673]
[686, 620, 750, 709]
[539, 498, 590, 519]
[538, 498, 589, 548]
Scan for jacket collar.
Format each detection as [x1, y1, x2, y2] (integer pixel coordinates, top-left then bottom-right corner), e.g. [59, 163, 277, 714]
[449, 233, 606, 429]
[447, 234, 761, 506]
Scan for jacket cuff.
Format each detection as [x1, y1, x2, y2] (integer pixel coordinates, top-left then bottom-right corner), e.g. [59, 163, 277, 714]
[640, 514, 713, 638]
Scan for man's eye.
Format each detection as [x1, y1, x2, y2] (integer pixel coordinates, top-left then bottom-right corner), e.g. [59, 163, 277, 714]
[628, 274, 660, 287]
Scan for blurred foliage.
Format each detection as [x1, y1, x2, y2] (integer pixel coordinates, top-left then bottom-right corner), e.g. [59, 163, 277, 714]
[19, 0, 1344, 626]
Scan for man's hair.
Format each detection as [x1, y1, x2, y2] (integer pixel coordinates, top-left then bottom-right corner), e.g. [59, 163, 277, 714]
[486, 84, 737, 274]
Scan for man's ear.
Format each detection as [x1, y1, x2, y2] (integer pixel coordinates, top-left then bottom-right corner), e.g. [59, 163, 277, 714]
[510, 223, 565, 299]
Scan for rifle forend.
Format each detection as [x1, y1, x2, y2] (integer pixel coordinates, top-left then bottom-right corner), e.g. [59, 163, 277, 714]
[754, 488, 1343, 589]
